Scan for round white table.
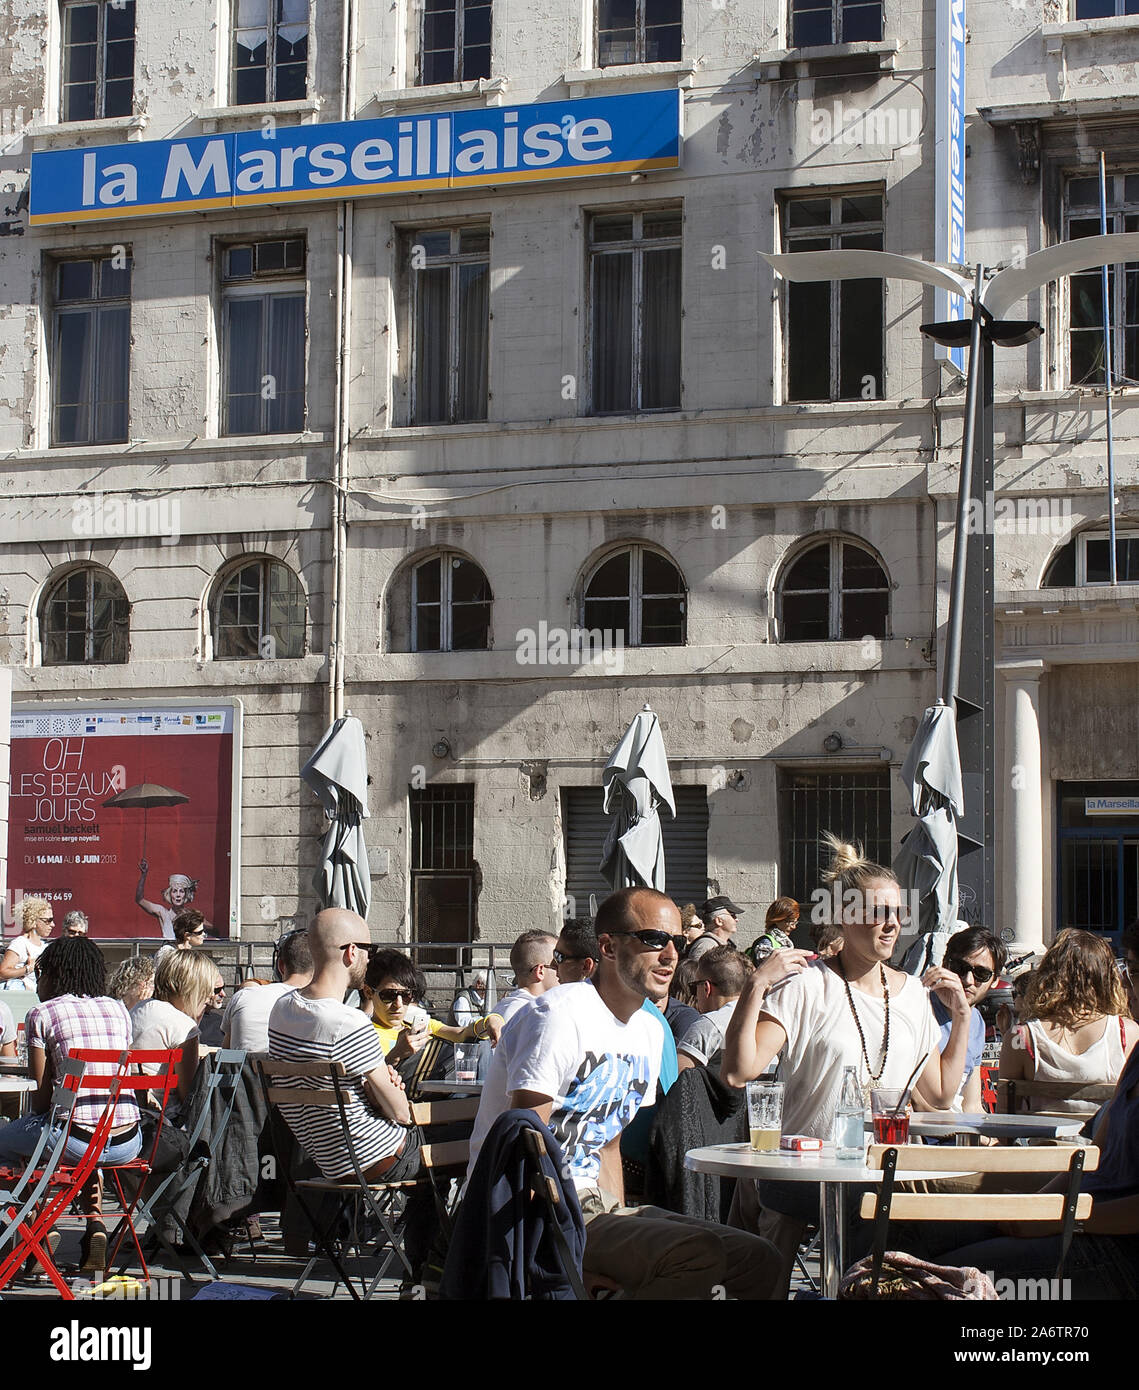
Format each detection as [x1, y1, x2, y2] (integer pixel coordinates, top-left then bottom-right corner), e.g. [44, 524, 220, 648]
[416, 1079, 483, 1095]
[903, 1112, 1087, 1144]
[685, 1143, 969, 1299]
[0, 1075, 37, 1116]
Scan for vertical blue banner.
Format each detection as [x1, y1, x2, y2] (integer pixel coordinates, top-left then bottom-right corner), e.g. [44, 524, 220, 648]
[935, 0, 967, 374]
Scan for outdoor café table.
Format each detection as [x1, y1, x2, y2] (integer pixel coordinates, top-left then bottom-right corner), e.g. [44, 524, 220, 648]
[902, 1112, 1087, 1145]
[416, 1079, 483, 1095]
[684, 1142, 973, 1299]
[0, 1075, 37, 1118]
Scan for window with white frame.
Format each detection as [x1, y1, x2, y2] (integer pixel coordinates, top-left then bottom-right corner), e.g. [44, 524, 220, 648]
[407, 226, 489, 426]
[790, 0, 882, 46]
[231, 0, 308, 105]
[1066, 173, 1139, 387]
[420, 0, 491, 84]
[220, 238, 306, 436]
[589, 209, 682, 414]
[777, 537, 889, 640]
[782, 192, 884, 402]
[1043, 530, 1139, 586]
[51, 253, 131, 446]
[410, 552, 493, 651]
[41, 566, 129, 665]
[597, 0, 682, 66]
[61, 0, 135, 122]
[212, 558, 306, 659]
[581, 545, 686, 646]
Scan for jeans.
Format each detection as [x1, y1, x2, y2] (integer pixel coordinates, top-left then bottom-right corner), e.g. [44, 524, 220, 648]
[0, 1112, 143, 1167]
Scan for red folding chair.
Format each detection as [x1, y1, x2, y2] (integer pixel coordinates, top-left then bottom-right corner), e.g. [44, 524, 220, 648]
[71, 1047, 182, 1282]
[0, 1053, 131, 1299]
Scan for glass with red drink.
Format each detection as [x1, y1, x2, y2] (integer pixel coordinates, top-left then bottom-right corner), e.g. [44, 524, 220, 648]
[870, 1087, 910, 1145]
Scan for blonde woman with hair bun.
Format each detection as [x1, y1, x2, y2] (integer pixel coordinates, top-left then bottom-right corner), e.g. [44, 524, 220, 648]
[722, 832, 971, 1295]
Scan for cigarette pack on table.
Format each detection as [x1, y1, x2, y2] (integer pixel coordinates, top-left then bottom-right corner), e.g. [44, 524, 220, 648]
[779, 1134, 823, 1152]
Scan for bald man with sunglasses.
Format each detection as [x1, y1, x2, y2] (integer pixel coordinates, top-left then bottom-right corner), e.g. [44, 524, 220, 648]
[464, 887, 782, 1299]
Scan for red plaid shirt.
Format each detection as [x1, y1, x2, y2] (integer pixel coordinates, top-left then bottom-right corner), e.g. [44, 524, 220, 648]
[27, 994, 139, 1130]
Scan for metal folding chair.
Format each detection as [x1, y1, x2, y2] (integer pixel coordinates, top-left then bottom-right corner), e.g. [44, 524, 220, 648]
[72, 1046, 182, 1282]
[0, 1054, 130, 1299]
[121, 1048, 248, 1282]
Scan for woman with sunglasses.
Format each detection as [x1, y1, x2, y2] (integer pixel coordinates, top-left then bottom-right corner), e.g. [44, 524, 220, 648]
[911, 925, 1005, 1114]
[362, 948, 502, 1064]
[1, 896, 54, 989]
[999, 928, 1139, 1117]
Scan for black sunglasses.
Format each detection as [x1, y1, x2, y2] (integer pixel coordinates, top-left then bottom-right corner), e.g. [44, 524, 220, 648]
[607, 929, 686, 952]
[944, 957, 994, 986]
[375, 988, 416, 1004]
[553, 949, 588, 965]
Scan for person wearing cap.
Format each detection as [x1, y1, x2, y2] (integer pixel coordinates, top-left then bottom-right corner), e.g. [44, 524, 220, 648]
[687, 896, 744, 961]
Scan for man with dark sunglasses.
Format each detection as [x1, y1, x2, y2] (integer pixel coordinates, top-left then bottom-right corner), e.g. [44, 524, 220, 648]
[553, 918, 600, 984]
[464, 887, 781, 1299]
[913, 925, 1006, 1114]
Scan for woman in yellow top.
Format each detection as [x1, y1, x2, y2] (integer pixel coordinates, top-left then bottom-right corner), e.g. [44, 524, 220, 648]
[362, 948, 502, 1063]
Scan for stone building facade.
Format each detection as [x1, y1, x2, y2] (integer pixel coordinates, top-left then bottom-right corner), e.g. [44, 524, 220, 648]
[0, 0, 1136, 958]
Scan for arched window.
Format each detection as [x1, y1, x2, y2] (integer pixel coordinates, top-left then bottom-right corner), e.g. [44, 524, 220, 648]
[411, 551, 492, 651]
[212, 558, 306, 659]
[1043, 530, 1139, 587]
[777, 537, 889, 641]
[41, 566, 129, 665]
[581, 545, 686, 646]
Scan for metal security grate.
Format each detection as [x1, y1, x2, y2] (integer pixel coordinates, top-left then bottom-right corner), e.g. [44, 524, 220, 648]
[410, 785, 474, 870]
[562, 785, 709, 909]
[778, 769, 892, 905]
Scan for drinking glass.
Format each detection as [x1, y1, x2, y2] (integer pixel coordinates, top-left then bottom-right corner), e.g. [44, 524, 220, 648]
[870, 1087, 910, 1145]
[746, 1081, 784, 1152]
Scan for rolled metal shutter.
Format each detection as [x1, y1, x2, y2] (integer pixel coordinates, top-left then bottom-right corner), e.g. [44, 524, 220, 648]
[562, 786, 709, 910]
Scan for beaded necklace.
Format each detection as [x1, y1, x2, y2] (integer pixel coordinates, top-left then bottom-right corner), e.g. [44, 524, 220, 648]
[836, 956, 890, 1099]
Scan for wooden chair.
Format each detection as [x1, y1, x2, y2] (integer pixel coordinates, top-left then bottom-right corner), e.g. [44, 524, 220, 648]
[997, 1078, 1115, 1117]
[522, 1127, 589, 1300]
[857, 1142, 1099, 1296]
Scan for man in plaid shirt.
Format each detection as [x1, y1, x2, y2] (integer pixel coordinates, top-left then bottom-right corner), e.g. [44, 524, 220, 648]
[0, 936, 142, 1273]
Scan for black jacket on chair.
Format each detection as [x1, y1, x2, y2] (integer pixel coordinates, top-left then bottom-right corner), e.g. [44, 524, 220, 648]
[644, 1056, 747, 1223]
[440, 1109, 585, 1301]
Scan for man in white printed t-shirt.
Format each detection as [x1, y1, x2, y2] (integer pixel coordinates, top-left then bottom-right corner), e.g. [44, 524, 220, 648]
[224, 927, 313, 1055]
[465, 887, 782, 1300]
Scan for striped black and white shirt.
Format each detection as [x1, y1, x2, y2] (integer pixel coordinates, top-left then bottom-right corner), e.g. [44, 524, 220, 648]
[267, 991, 405, 1179]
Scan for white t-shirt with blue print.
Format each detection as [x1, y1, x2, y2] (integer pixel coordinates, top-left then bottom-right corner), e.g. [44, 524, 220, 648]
[465, 981, 665, 1188]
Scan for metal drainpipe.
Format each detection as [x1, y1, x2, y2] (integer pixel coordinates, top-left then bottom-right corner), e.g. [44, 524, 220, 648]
[330, 0, 357, 722]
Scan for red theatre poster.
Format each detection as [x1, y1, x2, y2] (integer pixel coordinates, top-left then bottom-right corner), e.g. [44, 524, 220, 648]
[7, 701, 242, 941]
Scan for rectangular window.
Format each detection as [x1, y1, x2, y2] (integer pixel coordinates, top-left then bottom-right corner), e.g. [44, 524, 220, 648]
[1074, 0, 1139, 17]
[778, 768, 892, 905]
[782, 191, 884, 402]
[1066, 174, 1139, 387]
[51, 253, 131, 446]
[790, 0, 882, 47]
[408, 226, 489, 425]
[232, 0, 308, 105]
[220, 237, 306, 435]
[410, 785, 476, 953]
[598, 0, 682, 66]
[420, 0, 492, 85]
[61, 0, 135, 122]
[589, 208, 682, 414]
[562, 785, 708, 911]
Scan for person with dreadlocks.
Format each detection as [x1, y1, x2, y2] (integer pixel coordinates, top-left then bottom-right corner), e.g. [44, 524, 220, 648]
[0, 936, 140, 1273]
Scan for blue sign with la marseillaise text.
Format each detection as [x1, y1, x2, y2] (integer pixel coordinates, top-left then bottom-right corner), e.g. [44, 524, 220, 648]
[30, 89, 682, 225]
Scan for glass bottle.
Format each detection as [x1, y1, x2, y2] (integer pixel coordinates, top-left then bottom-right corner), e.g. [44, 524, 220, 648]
[834, 1064, 865, 1159]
